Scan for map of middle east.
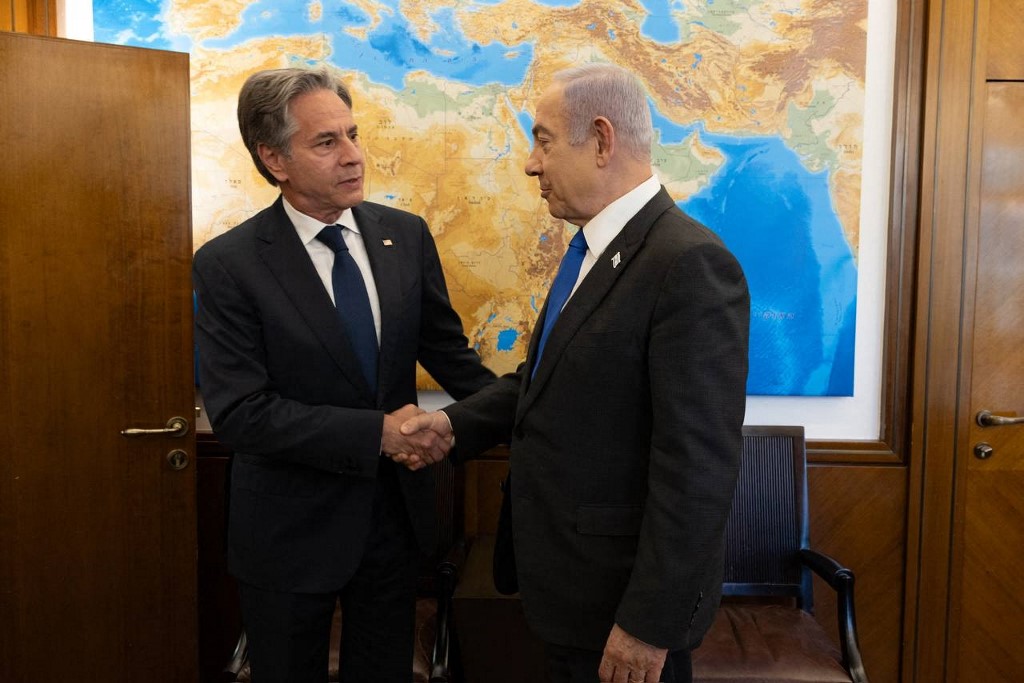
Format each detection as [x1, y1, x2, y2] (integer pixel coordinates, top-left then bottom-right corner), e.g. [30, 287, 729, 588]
[96, 0, 867, 396]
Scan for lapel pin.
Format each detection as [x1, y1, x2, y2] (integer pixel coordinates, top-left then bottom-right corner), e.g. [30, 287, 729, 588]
[382, 239, 394, 247]
[611, 252, 621, 268]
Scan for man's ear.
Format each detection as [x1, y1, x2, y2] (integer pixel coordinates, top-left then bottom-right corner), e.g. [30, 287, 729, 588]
[258, 143, 289, 183]
[592, 116, 615, 168]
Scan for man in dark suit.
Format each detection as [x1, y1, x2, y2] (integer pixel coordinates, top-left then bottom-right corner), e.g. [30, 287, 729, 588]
[400, 63, 750, 683]
[192, 67, 495, 683]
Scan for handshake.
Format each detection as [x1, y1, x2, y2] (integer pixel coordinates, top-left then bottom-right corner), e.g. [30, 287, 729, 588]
[382, 404, 454, 471]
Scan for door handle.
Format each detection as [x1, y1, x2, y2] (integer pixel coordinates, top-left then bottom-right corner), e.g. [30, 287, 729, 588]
[120, 416, 190, 437]
[976, 410, 1024, 427]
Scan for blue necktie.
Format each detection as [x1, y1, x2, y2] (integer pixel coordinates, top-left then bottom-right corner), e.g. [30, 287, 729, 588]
[317, 225, 378, 392]
[532, 229, 588, 377]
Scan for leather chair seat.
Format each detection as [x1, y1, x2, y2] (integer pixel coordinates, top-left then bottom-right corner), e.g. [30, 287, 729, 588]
[693, 603, 852, 682]
[234, 598, 437, 682]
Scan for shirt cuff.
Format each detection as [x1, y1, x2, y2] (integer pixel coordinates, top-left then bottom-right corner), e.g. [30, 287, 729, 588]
[439, 409, 455, 446]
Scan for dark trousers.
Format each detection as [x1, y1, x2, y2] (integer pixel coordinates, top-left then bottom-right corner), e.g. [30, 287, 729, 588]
[238, 461, 418, 683]
[544, 641, 693, 683]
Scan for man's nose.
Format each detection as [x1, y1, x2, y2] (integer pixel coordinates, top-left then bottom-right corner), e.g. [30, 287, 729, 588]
[524, 151, 540, 176]
[339, 138, 363, 165]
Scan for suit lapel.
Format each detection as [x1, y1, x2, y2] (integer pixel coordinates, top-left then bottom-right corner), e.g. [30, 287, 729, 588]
[516, 189, 676, 422]
[354, 203, 403, 397]
[256, 197, 376, 400]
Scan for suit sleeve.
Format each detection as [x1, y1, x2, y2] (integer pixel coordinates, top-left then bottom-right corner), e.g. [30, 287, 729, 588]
[414, 219, 497, 399]
[443, 367, 522, 461]
[193, 246, 384, 475]
[615, 240, 750, 650]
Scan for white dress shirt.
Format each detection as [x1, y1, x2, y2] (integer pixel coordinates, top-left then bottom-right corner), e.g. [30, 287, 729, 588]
[566, 174, 661, 304]
[283, 197, 382, 345]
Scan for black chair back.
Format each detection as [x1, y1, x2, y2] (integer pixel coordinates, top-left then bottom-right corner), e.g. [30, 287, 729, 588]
[722, 425, 814, 611]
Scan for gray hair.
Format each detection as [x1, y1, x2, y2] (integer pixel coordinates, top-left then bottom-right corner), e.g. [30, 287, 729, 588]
[237, 67, 353, 186]
[552, 63, 653, 161]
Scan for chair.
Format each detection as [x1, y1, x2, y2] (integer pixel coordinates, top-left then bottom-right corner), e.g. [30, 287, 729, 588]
[224, 457, 461, 683]
[692, 425, 868, 683]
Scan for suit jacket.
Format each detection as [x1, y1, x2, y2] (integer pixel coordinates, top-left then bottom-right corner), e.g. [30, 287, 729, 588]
[445, 188, 750, 652]
[192, 197, 494, 593]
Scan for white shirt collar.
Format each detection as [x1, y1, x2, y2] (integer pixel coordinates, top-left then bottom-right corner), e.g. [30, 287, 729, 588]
[281, 195, 360, 246]
[580, 175, 661, 258]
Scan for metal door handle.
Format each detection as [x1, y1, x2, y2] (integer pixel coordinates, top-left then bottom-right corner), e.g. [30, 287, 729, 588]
[121, 416, 190, 437]
[976, 410, 1024, 427]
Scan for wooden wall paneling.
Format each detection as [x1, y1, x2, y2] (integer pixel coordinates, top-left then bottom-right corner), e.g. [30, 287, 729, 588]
[942, 0, 990, 672]
[195, 401, 242, 683]
[462, 450, 509, 538]
[903, 0, 987, 680]
[987, 0, 1024, 79]
[809, 465, 907, 683]
[891, 0, 929, 676]
[26, 0, 55, 35]
[3, 0, 26, 32]
[1, 0, 56, 35]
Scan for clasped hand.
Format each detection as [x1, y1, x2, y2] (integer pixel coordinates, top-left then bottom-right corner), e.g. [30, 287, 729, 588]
[382, 406, 453, 471]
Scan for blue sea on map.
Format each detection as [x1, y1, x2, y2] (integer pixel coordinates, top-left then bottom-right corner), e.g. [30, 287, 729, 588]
[648, 108, 857, 396]
[94, 0, 859, 396]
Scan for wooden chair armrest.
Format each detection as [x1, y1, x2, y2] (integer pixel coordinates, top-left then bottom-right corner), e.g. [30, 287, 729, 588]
[799, 548, 869, 683]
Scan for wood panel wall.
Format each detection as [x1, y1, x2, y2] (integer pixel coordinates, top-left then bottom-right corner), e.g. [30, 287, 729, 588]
[987, 0, 1024, 79]
[810, 466, 906, 683]
[1, 0, 57, 35]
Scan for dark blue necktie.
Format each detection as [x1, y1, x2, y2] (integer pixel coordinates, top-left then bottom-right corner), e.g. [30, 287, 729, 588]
[532, 229, 588, 377]
[317, 225, 378, 392]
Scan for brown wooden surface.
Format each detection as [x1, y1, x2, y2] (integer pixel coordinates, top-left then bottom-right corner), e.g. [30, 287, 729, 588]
[951, 81, 1024, 682]
[453, 534, 547, 683]
[906, 1, 1024, 681]
[809, 465, 906, 683]
[0, 33, 196, 682]
[903, 0, 981, 679]
[987, 0, 1024, 79]
[196, 429, 242, 683]
[1, 0, 57, 35]
[462, 449, 510, 537]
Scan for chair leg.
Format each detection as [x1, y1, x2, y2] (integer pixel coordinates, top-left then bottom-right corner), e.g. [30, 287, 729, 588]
[430, 562, 456, 682]
[224, 630, 248, 678]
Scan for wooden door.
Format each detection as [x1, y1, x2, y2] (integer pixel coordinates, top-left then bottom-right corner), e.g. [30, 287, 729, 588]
[0, 33, 196, 681]
[947, 1, 1024, 678]
[952, 81, 1024, 682]
[950, 1, 1024, 679]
